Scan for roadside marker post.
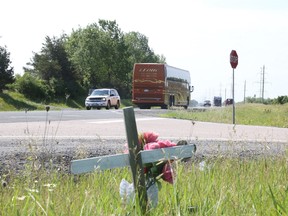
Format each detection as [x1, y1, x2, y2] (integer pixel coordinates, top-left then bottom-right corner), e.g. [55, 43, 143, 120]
[70, 107, 196, 213]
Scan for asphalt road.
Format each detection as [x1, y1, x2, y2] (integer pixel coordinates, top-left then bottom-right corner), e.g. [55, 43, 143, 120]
[0, 108, 287, 141]
[0, 108, 288, 159]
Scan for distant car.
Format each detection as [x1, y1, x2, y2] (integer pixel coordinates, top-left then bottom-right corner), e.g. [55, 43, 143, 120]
[225, 98, 234, 106]
[203, 100, 211, 107]
[85, 88, 121, 110]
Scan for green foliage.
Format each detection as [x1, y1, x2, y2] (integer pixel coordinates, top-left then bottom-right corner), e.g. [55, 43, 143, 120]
[246, 96, 288, 105]
[275, 95, 288, 104]
[0, 45, 15, 92]
[124, 31, 166, 64]
[12, 73, 47, 101]
[65, 23, 106, 88]
[65, 20, 132, 97]
[27, 35, 82, 99]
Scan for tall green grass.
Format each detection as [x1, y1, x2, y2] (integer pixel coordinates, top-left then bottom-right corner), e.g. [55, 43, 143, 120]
[1, 156, 288, 215]
[164, 103, 288, 128]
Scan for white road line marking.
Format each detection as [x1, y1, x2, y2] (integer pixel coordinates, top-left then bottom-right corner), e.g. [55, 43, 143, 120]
[87, 117, 163, 124]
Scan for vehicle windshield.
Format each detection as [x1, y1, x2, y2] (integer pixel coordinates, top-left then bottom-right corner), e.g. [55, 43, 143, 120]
[91, 89, 109, 96]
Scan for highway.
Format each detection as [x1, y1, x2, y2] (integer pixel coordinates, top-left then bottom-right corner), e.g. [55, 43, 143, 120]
[0, 108, 287, 157]
[0, 108, 287, 142]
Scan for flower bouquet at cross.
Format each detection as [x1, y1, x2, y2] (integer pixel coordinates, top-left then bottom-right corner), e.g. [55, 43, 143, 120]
[121, 132, 188, 206]
[139, 131, 178, 185]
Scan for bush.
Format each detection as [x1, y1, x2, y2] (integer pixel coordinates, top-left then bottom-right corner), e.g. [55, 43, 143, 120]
[245, 96, 288, 105]
[276, 96, 288, 104]
[13, 73, 47, 101]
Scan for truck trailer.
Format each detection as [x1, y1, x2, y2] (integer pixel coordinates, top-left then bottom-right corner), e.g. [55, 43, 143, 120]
[213, 96, 222, 107]
[132, 63, 193, 109]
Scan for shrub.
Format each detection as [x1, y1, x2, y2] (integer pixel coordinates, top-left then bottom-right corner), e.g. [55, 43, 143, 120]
[276, 96, 288, 104]
[13, 73, 47, 101]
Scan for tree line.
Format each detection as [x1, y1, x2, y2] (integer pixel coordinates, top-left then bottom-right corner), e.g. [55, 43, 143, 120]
[245, 96, 288, 105]
[0, 19, 165, 102]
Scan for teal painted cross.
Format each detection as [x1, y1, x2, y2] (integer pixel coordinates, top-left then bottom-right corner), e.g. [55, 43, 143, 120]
[70, 107, 196, 213]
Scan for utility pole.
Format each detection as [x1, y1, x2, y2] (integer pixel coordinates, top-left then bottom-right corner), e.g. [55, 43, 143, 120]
[259, 65, 266, 103]
[244, 80, 246, 104]
[262, 65, 265, 102]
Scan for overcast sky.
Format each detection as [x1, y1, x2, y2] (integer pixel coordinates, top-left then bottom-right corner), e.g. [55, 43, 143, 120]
[1, 0, 288, 102]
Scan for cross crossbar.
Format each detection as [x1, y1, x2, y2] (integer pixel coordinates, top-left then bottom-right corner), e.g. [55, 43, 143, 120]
[70, 144, 196, 174]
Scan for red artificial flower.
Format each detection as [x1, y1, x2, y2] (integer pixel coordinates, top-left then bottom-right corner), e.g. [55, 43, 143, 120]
[162, 163, 174, 184]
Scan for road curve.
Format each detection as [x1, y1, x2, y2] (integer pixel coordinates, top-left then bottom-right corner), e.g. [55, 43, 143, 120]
[0, 109, 287, 161]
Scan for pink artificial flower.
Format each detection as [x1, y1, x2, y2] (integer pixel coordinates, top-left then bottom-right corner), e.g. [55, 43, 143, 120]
[143, 132, 158, 143]
[144, 142, 160, 150]
[162, 163, 174, 184]
[157, 140, 177, 148]
[143, 140, 177, 150]
[123, 143, 129, 154]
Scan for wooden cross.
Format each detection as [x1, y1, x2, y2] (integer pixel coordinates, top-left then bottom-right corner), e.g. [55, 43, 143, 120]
[70, 107, 196, 213]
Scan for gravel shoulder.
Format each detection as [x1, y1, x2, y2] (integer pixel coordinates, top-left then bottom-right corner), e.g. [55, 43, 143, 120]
[1, 136, 287, 175]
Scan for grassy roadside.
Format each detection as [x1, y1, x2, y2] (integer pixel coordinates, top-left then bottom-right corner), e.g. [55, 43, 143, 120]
[0, 91, 83, 111]
[1, 156, 288, 215]
[163, 103, 288, 128]
[0, 90, 133, 111]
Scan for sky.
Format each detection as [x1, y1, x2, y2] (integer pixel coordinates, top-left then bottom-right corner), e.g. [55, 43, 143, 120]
[1, 0, 288, 102]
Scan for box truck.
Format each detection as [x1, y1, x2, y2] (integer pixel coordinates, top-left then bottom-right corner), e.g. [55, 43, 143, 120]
[132, 63, 193, 109]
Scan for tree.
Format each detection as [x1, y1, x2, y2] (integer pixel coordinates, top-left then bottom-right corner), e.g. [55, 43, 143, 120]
[66, 20, 132, 96]
[124, 31, 166, 64]
[66, 20, 165, 98]
[97, 20, 131, 96]
[0, 46, 14, 92]
[65, 23, 105, 89]
[27, 35, 81, 98]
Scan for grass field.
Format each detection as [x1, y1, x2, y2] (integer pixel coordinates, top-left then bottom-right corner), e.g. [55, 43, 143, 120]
[163, 103, 288, 128]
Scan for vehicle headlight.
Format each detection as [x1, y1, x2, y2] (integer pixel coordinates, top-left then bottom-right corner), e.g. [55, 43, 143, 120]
[102, 98, 106, 101]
